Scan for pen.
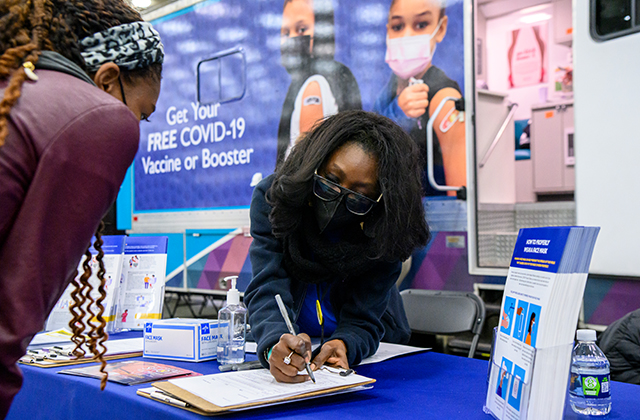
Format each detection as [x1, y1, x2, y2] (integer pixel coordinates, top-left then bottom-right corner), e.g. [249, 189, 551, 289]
[149, 391, 189, 407]
[275, 294, 316, 383]
[236, 360, 263, 371]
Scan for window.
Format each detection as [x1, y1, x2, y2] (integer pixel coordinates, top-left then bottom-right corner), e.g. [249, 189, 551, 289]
[197, 47, 246, 105]
[591, 0, 640, 40]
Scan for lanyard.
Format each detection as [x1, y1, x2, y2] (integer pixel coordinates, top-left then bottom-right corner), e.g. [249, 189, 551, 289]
[315, 283, 330, 347]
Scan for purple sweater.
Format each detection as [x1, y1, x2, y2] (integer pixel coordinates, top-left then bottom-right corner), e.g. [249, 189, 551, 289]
[0, 68, 139, 418]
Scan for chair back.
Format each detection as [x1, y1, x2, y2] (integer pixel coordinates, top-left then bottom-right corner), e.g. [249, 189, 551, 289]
[400, 289, 486, 358]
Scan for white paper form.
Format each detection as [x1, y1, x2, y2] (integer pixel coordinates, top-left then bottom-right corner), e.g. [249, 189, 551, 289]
[28, 329, 74, 349]
[359, 343, 428, 365]
[169, 368, 371, 407]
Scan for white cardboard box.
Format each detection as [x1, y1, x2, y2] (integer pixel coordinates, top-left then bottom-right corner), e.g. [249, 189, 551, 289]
[143, 318, 219, 362]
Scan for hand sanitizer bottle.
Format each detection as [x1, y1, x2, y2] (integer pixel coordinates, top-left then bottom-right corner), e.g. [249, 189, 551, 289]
[217, 276, 246, 365]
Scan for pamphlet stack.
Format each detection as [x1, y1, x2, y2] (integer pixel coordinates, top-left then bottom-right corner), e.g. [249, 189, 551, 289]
[484, 226, 600, 420]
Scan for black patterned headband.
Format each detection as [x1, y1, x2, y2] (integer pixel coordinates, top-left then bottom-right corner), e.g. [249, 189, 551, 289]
[80, 21, 164, 72]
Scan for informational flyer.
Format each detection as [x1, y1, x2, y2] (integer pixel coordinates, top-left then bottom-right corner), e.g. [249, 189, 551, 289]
[115, 236, 168, 330]
[59, 360, 199, 385]
[45, 236, 126, 332]
[486, 227, 571, 419]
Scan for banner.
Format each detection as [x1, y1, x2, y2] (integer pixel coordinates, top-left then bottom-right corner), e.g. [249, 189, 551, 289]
[135, 0, 465, 212]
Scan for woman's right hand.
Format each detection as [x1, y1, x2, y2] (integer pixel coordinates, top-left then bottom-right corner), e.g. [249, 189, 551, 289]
[268, 333, 313, 383]
[397, 83, 430, 118]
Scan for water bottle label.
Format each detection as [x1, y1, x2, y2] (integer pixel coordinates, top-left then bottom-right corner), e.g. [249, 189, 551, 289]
[569, 372, 611, 399]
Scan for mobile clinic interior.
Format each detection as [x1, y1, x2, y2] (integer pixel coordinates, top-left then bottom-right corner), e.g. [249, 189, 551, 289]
[114, 0, 640, 340]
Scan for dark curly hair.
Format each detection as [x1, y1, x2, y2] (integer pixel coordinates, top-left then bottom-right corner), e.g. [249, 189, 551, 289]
[267, 110, 430, 262]
[0, 0, 162, 390]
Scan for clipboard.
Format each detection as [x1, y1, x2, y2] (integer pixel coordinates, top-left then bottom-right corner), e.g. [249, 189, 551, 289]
[20, 337, 144, 367]
[19, 352, 143, 368]
[137, 371, 376, 415]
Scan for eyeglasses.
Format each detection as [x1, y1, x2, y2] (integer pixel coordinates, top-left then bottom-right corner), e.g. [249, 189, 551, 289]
[313, 170, 382, 215]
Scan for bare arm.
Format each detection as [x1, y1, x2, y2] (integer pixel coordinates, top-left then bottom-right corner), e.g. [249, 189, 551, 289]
[429, 87, 467, 196]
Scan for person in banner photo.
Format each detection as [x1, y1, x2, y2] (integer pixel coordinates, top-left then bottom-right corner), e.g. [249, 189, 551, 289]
[374, 0, 466, 196]
[277, 0, 362, 164]
[0, 0, 163, 417]
[246, 110, 430, 383]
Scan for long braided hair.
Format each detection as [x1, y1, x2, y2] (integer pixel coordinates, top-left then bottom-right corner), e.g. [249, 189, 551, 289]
[0, 0, 160, 390]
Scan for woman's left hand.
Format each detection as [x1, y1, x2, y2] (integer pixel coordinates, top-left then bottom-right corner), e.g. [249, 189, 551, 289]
[310, 339, 349, 370]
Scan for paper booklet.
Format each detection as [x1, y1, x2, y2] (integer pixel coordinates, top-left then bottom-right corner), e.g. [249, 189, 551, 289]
[484, 226, 600, 420]
[45, 236, 168, 334]
[58, 360, 200, 385]
[45, 235, 126, 333]
[138, 367, 375, 415]
[114, 236, 168, 331]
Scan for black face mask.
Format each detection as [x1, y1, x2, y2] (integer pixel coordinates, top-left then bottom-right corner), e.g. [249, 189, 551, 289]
[280, 35, 312, 74]
[313, 195, 363, 234]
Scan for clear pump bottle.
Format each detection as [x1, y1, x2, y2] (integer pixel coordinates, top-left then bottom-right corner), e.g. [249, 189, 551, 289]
[217, 276, 247, 365]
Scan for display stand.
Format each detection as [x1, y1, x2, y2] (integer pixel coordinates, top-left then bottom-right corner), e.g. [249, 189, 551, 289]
[483, 226, 599, 420]
[485, 340, 574, 419]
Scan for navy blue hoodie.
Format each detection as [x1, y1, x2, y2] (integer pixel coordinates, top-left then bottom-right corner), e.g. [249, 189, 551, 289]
[245, 175, 411, 368]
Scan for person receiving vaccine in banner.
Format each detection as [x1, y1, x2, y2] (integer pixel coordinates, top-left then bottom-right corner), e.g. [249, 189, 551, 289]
[277, 0, 362, 164]
[374, 0, 465, 196]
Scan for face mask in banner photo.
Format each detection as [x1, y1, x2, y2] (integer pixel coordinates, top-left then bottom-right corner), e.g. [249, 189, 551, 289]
[281, 34, 312, 74]
[385, 20, 442, 80]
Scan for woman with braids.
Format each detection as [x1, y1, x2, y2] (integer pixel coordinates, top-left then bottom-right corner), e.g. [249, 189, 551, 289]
[245, 110, 430, 383]
[0, 0, 163, 416]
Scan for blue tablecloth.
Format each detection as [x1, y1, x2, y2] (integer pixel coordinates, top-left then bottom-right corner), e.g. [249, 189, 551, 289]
[7, 333, 640, 419]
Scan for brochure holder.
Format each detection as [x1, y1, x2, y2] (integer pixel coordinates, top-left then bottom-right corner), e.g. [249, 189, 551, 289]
[485, 351, 531, 420]
[483, 226, 600, 420]
[484, 328, 574, 420]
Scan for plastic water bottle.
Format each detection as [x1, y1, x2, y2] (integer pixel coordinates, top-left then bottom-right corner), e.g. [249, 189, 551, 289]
[568, 329, 612, 416]
[217, 276, 247, 365]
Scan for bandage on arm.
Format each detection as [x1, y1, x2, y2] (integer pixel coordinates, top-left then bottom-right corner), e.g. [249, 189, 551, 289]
[299, 81, 324, 135]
